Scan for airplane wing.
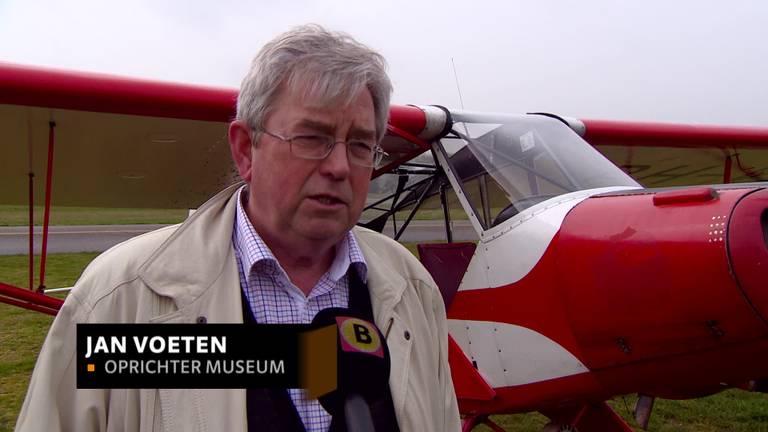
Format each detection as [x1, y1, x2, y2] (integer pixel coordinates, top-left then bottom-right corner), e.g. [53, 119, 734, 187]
[580, 118, 768, 187]
[0, 62, 239, 209]
[4, 62, 767, 212]
[0, 63, 430, 210]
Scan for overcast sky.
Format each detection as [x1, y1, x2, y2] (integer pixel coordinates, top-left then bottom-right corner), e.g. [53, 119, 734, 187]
[1, 0, 766, 126]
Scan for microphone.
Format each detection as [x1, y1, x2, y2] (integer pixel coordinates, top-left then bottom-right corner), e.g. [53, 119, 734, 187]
[311, 308, 391, 432]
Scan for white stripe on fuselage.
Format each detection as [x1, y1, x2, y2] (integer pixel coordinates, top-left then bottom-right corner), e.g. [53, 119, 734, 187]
[459, 186, 639, 291]
[448, 319, 588, 387]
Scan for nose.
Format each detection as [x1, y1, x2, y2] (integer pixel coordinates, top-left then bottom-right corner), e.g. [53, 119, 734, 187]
[318, 141, 351, 179]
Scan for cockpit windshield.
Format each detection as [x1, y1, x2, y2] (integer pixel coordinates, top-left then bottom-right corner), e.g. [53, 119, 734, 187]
[438, 113, 639, 228]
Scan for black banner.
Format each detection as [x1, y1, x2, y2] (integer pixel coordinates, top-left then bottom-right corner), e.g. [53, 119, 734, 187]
[76, 324, 334, 389]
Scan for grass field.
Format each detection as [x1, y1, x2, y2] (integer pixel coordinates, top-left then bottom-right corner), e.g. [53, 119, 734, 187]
[1, 252, 767, 431]
[0, 205, 188, 226]
[0, 204, 465, 227]
[0, 253, 98, 431]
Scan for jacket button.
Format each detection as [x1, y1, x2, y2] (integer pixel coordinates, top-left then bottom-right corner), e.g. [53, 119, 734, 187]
[196, 316, 207, 324]
[404, 330, 411, 340]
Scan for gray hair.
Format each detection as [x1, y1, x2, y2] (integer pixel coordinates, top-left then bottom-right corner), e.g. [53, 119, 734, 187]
[236, 24, 392, 142]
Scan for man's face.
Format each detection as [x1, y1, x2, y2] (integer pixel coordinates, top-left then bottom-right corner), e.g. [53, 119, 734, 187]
[245, 86, 376, 248]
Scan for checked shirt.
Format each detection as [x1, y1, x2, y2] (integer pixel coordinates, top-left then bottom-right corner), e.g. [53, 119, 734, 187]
[232, 186, 367, 431]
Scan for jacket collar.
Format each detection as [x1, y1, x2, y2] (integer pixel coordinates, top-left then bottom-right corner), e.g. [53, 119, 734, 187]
[139, 183, 242, 312]
[138, 185, 407, 326]
[352, 226, 407, 328]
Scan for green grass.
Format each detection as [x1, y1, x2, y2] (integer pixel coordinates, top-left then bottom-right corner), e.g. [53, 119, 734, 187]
[609, 392, 768, 432]
[0, 205, 187, 226]
[1, 252, 767, 431]
[472, 393, 768, 431]
[0, 303, 54, 432]
[0, 253, 98, 432]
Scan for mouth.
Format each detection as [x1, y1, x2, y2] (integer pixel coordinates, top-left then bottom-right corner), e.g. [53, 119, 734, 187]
[308, 194, 347, 207]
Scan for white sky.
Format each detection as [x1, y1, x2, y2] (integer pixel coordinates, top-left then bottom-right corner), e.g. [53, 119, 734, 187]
[1, 0, 766, 126]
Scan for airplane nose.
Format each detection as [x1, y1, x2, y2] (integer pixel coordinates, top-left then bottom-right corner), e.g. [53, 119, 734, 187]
[728, 188, 768, 326]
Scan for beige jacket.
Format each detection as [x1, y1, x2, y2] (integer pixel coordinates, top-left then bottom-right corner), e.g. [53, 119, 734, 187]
[16, 184, 460, 432]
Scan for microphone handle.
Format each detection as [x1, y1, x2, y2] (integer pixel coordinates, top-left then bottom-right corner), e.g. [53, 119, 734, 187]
[344, 393, 375, 432]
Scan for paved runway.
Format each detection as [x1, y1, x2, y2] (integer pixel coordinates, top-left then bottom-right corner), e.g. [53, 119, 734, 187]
[0, 220, 478, 255]
[0, 224, 171, 255]
[376, 220, 478, 243]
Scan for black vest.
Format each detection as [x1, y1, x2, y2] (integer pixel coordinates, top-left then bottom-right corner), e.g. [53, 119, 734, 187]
[241, 270, 400, 432]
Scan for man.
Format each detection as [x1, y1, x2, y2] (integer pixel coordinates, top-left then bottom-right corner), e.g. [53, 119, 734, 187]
[17, 25, 460, 432]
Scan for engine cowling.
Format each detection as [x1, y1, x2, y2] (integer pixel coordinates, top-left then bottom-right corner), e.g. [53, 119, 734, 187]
[556, 186, 768, 398]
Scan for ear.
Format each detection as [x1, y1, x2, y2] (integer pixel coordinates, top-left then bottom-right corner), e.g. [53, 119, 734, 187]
[228, 121, 255, 183]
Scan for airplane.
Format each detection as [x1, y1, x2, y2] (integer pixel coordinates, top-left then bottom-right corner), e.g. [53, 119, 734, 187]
[1, 62, 767, 431]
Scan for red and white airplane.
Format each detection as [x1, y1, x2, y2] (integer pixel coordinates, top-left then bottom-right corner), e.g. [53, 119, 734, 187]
[1, 62, 767, 431]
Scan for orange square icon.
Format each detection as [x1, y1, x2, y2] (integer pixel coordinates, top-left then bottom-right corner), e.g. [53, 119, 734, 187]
[87, 364, 95, 372]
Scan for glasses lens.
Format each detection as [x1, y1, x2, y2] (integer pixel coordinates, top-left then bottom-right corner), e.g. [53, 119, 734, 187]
[290, 136, 332, 159]
[286, 134, 381, 168]
[347, 141, 376, 167]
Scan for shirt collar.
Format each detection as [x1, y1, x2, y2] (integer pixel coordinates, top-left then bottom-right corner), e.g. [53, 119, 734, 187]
[233, 185, 368, 284]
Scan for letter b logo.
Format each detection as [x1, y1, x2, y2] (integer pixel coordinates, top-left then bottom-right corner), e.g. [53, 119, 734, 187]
[353, 324, 372, 345]
[337, 317, 384, 358]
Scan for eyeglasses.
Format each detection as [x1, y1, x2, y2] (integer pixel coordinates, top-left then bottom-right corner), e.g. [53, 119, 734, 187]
[256, 129, 388, 169]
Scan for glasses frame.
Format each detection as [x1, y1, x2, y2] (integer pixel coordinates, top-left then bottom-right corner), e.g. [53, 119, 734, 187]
[255, 129, 388, 169]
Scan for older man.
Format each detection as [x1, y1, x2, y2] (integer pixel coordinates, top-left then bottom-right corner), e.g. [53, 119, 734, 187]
[17, 25, 460, 432]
